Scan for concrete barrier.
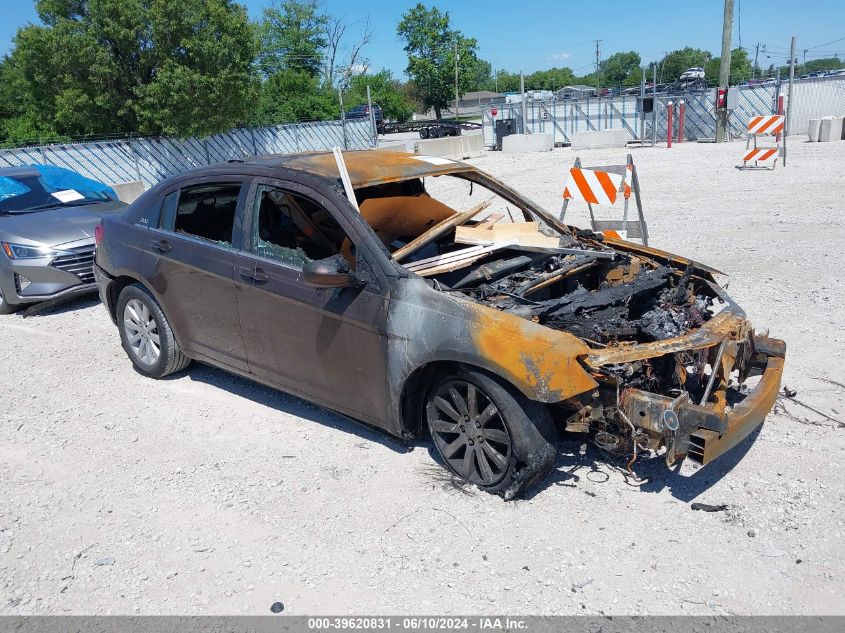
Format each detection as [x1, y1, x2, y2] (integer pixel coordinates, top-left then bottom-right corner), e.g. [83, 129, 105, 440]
[501, 133, 553, 153]
[110, 180, 145, 203]
[571, 129, 628, 149]
[404, 132, 485, 160]
[817, 116, 844, 142]
[807, 118, 821, 142]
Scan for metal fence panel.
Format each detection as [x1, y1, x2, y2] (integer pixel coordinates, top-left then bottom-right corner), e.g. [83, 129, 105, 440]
[0, 118, 373, 188]
[483, 76, 844, 146]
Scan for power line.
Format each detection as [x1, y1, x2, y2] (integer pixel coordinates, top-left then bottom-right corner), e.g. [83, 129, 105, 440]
[806, 36, 845, 51]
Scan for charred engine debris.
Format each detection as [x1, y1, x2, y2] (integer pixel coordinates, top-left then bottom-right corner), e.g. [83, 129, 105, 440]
[439, 245, 715, 350]
[430, 238, 762, 468]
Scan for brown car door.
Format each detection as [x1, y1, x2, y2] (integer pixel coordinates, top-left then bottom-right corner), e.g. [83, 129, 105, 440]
[142, 177, 250, 371]
[234, 178, 391, 427]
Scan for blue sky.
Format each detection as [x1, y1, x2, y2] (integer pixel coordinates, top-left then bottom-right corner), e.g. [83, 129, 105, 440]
[2, 0, 844, 77]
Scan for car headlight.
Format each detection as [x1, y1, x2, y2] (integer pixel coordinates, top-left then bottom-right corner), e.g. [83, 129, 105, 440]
[1, 242, 59, 260]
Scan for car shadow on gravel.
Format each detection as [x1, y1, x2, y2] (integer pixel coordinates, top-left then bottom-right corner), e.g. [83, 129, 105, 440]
[18, 294, 100, 317]
[183, 363, 413, 454]
[521, 428, 762, 502]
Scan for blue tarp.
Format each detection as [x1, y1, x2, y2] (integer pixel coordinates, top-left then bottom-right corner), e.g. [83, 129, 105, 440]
[34, 165, 117, 200]
[0, 176, 31, 202]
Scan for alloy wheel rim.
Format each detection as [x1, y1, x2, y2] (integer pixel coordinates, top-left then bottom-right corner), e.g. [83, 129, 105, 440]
[428, 379, 512, 486]
[123, 299, 160, 366]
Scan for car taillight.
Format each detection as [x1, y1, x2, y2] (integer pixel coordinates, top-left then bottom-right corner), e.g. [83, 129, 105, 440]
[95, 224, 104, 247]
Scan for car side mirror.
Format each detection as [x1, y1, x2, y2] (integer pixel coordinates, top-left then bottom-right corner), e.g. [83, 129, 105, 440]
[301, 254, 364, 289]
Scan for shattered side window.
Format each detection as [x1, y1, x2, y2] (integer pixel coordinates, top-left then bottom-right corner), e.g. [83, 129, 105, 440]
[250, 185, 349, 269]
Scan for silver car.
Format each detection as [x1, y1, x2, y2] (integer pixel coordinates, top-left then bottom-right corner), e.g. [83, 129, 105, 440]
[0, 165, 125, 314]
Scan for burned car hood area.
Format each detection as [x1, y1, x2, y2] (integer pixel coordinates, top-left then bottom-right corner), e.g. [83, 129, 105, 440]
[401, 223, 784, 471]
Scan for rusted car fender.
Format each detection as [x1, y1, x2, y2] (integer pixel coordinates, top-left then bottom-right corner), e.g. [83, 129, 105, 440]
[385, 277, 598, 435]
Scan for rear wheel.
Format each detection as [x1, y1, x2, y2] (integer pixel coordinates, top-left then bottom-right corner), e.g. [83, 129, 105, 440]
[426, 368, 558, 499]
[117, 284, 191, 378]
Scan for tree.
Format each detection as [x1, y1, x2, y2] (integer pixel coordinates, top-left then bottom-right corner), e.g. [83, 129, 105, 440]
[344, 70, 413, 122]
[5, 0, 258, 139]
[526, 67, 575, 91]
[469, 58, 492, 91]
[660, 47, 711, 83]
[396, 3, 480, 119]
[705, 48, 754, 85]
[600, 51, 641, 86]
[323, 16, 373, 89]
[257, 0, 327, 78]
[254, 69, 337, 124]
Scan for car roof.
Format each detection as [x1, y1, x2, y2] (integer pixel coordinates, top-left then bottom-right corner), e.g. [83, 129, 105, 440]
[243, 150, 476, 188]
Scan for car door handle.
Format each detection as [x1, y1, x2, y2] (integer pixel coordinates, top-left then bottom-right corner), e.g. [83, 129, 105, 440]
[252, 268, 270, 284]
[238, 266, 270, 285]
[150, 239, 172, 253]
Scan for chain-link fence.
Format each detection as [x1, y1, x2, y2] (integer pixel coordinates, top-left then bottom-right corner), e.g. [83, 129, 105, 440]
[483, 75, 845, 146]
[0, 118, 375, 188]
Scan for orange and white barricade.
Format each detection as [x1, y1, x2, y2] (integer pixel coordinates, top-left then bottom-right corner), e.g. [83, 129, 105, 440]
[739, 115, 784, 170]
[560, 154, 649, 245]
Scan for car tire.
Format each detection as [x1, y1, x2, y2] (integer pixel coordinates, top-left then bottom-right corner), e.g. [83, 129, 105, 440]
[116, 283, 191, 378]
[0, 286, 18, 315]
[426, 367, 558, 499]
[419, 127, 429, 139]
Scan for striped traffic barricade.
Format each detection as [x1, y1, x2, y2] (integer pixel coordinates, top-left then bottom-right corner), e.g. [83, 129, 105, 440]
[739, 115, 784, 170]
[560, 154, 649, 245]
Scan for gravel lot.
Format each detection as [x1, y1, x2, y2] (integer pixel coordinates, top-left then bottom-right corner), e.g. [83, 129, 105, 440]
[1, 137, 844, 616]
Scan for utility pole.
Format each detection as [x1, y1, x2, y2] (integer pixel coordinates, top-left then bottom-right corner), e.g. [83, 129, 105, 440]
[715, 0, 735, 143]
[803, 48, 807, 66]
[787, 36, 796, 137]
[594, 39, 602, 92]
[753, 43, 760, 80]
[520, 68, 527, 133]
[454, 39, 459, 121]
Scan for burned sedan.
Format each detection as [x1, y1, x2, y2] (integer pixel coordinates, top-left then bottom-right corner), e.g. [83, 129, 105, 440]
[93, 151, 785, 498]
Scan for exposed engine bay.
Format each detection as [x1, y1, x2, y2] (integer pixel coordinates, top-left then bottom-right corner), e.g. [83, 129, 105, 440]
[354, 170, 784, 472]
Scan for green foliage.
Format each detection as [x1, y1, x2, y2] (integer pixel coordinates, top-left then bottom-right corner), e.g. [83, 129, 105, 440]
[345, 70, 414, 122]
[660, 47, 711, 83]
[600, 51, 641, 86]
[777, 57, 844, 77]
[1, 0, 258, 143]
[468, 58, 492, 91]
[704, 48, 754, 85]
[396, 3, 480, 119]
[257, 0, 327, 78]
[526, 67, 575, 91]
[253, 69, 337, 124]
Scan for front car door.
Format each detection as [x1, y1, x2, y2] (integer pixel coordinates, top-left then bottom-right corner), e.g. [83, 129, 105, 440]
[235, 177, 391, 427]
[142, 177, 249, 371]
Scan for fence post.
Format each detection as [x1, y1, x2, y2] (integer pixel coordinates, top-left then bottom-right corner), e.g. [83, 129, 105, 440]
[667, 101, 673, 148]
[677, 100, 685, 143]
[129, 135, 143, 184]
[776, 95, 784, 143]
[338, 89, 348, 150]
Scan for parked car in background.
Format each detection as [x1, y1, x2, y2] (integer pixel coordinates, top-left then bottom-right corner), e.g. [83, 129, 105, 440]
[0, 164, 125, 314]
[345, 104, 385, 134]
[93, 151, 785, 498]
[679, 67, 705, 81]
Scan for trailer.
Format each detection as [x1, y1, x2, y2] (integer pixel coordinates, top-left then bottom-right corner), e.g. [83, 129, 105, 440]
[382, 119, 483, 138]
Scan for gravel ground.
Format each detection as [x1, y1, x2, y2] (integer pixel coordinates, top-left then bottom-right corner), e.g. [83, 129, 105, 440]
[1, 137, 844, 616]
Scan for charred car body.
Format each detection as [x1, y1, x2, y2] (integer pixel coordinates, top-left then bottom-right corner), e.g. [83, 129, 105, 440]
[93, 151, 785, 498]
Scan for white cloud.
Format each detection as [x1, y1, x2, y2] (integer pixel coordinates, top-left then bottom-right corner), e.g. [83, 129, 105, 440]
[548, 52, 571, 61]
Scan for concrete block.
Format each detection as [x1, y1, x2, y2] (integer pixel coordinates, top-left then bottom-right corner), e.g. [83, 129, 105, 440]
[570, 129, 628, 149]
[817, 116, 844, 142]
[110, 180, 145, 203]
[410, 132, 485, 160]
[807, 119, 821, 142]
[501, 133, 553, 153]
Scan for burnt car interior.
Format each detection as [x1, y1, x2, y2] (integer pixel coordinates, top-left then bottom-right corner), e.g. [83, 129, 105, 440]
[172, 183, 241, 245]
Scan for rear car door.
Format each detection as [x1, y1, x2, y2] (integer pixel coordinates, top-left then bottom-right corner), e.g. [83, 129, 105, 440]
[235, 177, 390, 426]
[142, 177, 249, 371]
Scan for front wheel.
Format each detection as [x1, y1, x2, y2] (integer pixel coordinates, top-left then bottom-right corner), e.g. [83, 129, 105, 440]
[426, 368, 558, 499]
[0, 285, 18, 315]
[116, 283, 191, 378]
